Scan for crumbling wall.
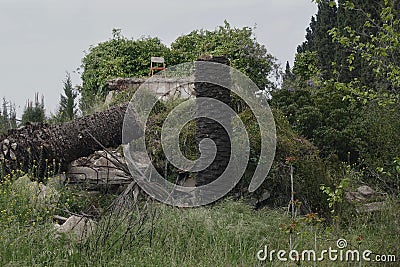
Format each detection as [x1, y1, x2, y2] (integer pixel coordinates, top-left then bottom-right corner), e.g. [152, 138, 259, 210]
[106, 77, 194, 100]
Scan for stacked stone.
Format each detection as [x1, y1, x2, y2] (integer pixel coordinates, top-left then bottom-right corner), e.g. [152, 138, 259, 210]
[195, 56, 231, 186]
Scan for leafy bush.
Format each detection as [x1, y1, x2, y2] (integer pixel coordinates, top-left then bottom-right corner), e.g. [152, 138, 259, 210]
[142, 97, 333, 214]
[170, 21, 279, 91]
[270, 86, 400, 196]
[80, 22, 280, 113]
[80, 29, 170, 113]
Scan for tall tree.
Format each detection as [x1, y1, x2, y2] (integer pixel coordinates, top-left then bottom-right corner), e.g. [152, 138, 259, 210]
[297, 0, 338, 80]
[297, 16, 317, 53]
[0, 98, 16, 134]
[21, 93, 46, 125]
[282, 61, 295, 89]
[280, 0, 400, 193]
[58, 73, 78, 122]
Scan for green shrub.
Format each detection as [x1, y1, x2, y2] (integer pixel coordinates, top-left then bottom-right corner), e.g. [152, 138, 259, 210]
[0, 173, 55, 227]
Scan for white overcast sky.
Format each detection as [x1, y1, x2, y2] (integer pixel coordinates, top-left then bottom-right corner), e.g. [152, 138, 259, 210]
[0, 0, 317, 117]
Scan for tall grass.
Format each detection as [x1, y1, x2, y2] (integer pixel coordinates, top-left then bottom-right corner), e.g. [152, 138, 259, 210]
[0, 171, 399, 266]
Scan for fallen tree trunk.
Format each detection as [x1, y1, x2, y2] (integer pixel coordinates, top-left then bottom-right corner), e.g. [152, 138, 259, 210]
[0, 103, 143, 179]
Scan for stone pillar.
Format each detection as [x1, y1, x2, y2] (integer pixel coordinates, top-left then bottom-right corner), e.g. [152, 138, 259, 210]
[195, 56, 231, 186]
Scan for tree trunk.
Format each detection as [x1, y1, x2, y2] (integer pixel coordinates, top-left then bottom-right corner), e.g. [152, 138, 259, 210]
[0, 103, 143, 179]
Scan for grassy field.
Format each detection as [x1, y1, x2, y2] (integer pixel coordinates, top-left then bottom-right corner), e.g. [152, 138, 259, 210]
[0, 173, 399, 266]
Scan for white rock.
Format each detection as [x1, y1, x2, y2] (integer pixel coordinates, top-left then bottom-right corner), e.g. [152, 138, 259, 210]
[11, 143, 17, 150]
[345, 191, 367, 202]
[93, 157, 110, 167]
[104, 91, 115, 106]
[357, 202, 387, 213]
[57, 215, 96, 242]
[357, 185, 376, 198]
[259, 190, 271, 202]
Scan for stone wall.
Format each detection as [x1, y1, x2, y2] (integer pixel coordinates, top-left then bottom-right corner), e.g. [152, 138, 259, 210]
[106, 77, 195, 100]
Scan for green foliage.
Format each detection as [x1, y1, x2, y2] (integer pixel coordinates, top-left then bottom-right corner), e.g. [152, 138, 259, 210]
[0, 173, 55, 227]
[271, 83, 400, 197]
[280, 0, 400, 201]
[321, 177, 350, 213]
[105, 85, 139, 107]
[376, 156, 400, 195]
[141, 94, 333, 213]
[299, 0, 399, 103]
[171, 21, 279, 91]
[80, 23, 280, 113]
[292, 51, 322, 89]
[21, 93, 46, 125]
[298, 0, 338, 80]
[0, 98, 17, 134]
[143, 98, 193, 182]
[271, 86, 358, 161]
[80, 29, 170, 113]
[281, 61, 295, 89]
[355, 102, 400, 194]
[57, 72, 78, 122]
[0, 189, 398, 266]
[232, 107, 332, 214]
[328, 0, 400, 103]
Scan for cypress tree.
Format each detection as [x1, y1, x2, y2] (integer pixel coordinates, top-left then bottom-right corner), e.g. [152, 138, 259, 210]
[21, 93, 46, 125]
[297, 16, 317, 53]
[297, 0, 338, 80]
[282, 61, 295, 89]
[58, 73, 78, 122]
[0, 98, 17, 134]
